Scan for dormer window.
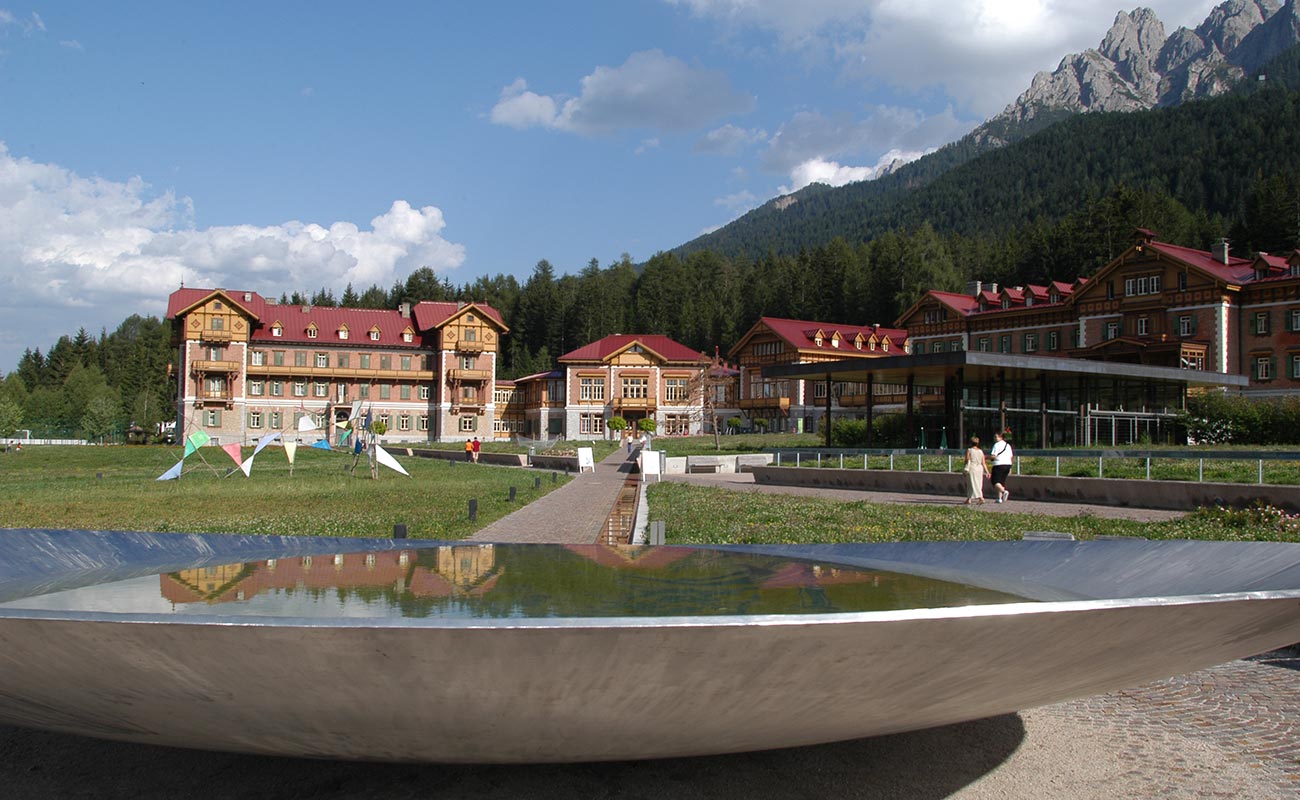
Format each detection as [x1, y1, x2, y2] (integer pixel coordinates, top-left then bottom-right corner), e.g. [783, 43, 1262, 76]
[814, 334, 823, 347]
[271, 322, 283, 337]
[830, 333, 840, 348]
[306, 324, 318, 339]
[868, 338, 877, 351]
[369, 327, 381, 341]
[881, 339, 889, 352]
[1001, 298, 1010, 309]
[1049, 293, 1059, 304]
[402, 327, 415, 343]
[854, 334, 864, 350]
[1025, 296, 1034, 307]
[338, 325, 349, 340]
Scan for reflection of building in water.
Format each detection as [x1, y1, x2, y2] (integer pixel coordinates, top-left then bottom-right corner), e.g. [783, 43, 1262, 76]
[759, 562, 883, 591]
[562, 544, 695, 571]
[160, 545, 504, 606]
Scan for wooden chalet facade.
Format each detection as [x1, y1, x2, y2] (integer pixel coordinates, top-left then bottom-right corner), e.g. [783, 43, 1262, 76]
[898, 229, 1300, 397]
[166, 288, 508, 445]
[728, 317, 911, 434]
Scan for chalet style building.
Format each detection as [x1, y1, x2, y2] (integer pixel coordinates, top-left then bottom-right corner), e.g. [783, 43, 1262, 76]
[897, 229, 1300, 396]
[166, 288, 508, 445]
[728, 317, 910, 434]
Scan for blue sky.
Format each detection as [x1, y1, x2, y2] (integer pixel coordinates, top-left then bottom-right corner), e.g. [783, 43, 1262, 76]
[0, 1, 1220, 373]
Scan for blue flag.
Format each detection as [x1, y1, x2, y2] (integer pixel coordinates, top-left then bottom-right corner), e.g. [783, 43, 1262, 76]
[311, 439, 332, 451]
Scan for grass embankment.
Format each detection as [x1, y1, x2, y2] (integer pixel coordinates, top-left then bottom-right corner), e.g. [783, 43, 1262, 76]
[417, 440, 622, 461]
[645, 482, 1300, 544]
[0, 445, 567, 539]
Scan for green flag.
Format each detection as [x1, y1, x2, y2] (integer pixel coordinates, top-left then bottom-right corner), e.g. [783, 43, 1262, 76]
[183, 429, 211, 457]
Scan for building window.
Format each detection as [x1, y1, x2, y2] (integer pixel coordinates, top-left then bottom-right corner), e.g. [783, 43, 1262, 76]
[315, 353, 328, 368]
[380, 384, 391, 400]
[461, 385, 477, 403]
[293, 381, 307, 397]
[271, 324, 282, 337]
[459, 415, 476, 433]
[400, 385, 411, 400]
[378, 413, 390, 430]
[1178, 272, 1187, 291]
[978, 337, 990, 352]
[1179, 315, 1194, 336]
[1048, 331, 1059, 351]
[401, 356, 412, 371]
[249, 380, 264, 396]
[249, 411, 262, 429]
[370, 329, 381, 341]
[579, 413, 605, 435]
[580, 377, 605, 402]
[622, 377, 648, 398]
[1255, 312, 1271, 335]
[1137, 317, 1149, 336]
[360, 354, 371, 369]
[419, 385, 430, 400]
[1290, 309, 1300, 332]
[460, 355, 475, 370]
[998, 335, 1011, 353]
[269, 411, 282, 429]
[359, 384, 370, 399]
[465, 328, 477, 342]
[307, 327, 317, 339]
[337, 354, 349, 368]
[398, 415, 411, 432]
[1023, 333, 1038, 353]
[204, 376, 227, 397]
[205, 409, 222, 427]
[1254, 356, 1275, 381]
[338, 328, 349, 340]
[1105, 322, 1120, 341]
[295, 351, 308, 367]
[270, 380, 284, 396]
[380, 355, 391, 370]
[418, 415, 429, 431]
[314, 412, 327, 429]
[915, 341, 927, 355]
[250, 350, 264, 366]
[664, 415, 689, 435]
[314, 381, 328, 398]
[273, 351, 285, 366]
[403, 331, 414, 343]
[1181, 351, 1206, 371]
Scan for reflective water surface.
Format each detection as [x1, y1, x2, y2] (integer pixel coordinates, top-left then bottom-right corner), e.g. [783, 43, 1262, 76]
[0, 544, 1032, 619]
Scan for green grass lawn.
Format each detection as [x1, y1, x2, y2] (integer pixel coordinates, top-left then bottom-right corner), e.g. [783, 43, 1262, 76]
[417, 439, 622, 461]
[645, 482, 1300, 544]
[0, 445, 569, 539]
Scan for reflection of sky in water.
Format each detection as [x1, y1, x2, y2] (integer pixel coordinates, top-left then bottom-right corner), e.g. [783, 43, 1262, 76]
[0, 546, 1032, 619]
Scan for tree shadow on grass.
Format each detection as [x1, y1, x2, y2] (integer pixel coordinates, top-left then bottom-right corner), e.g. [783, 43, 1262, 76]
[0, 714, 1025, 800]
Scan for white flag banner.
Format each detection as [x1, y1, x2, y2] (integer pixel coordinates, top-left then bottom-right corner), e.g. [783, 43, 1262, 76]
[284, 440, 298, 465]
[374, 445, 411, 477]
[253, 431, 281, 455]
[239, 454, 256, 477]
[297, 415, 317, 432]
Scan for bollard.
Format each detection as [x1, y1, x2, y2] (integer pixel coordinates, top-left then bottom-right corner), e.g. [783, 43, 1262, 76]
[534, 476, 541, 489]
[509, 486, 517, 503]
[552, 471, 557, 483]
[468, 498, 478, 522]
[393, 523, 407, 539]
[97, 472, 103, 480]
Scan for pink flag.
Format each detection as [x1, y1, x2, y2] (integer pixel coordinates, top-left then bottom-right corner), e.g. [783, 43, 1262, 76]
[221, 442, 243, 467]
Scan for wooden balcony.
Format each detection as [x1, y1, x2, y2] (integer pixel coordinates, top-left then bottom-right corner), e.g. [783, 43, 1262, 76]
[455, 340, 486, 354]
[739, 397, 792, 412]
[194, 391, 233, 408]
[613, 396, 656, 411]
[448, 368, 492, 382]
[191, 359, 241, 373]
[246, 364, 436, 381]
[200, 330, 232, 343]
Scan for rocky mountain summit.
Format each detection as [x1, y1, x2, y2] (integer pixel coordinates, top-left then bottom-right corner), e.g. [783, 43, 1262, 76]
[982, 0, 1299, 140]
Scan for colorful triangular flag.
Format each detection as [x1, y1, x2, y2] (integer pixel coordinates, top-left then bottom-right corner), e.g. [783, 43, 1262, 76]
[253, 431, 281, 455]
[311, 439, 332, 451]
[239, 453, 256, 477]
[221, 442, 243, 467]
[156, 460, 184, 481]
[284, 441, 298, 465]
[183, 429, 211, 457]
[374, 445, 410, 477]
[297, 414, 317, 432]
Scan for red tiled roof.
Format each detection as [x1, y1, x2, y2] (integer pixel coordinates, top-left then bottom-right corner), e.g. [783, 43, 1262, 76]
[511, 370, 564, 383]
[757, 317, 908, 350]
[558, 334, 705, 363]
[165, 287, 265, 320]
[1149, 241, 1254, 283]
[412, 301, 507, 331]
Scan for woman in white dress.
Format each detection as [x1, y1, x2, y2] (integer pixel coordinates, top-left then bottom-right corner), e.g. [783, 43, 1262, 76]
[963, 436, 990, 504]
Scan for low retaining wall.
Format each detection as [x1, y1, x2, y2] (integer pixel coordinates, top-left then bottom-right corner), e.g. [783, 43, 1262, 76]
[750, 466, 1300, 513]
[408, 449, 528, 467]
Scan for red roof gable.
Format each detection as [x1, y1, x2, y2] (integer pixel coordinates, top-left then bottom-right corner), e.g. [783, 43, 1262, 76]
[412, 301, 507, 331]
[558, 334, 705, 364]
[1148, 241, 1254, 284]
[166, 288, 265, 320]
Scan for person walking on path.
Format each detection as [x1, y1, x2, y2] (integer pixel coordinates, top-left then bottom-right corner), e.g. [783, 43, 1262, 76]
[471, 437, 481, 463]
[963, 436, 990, 504]
[464, 439, 474, 462]
[989, 430, 1014, 503]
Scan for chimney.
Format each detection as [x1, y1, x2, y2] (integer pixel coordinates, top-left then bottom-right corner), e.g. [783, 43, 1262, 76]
[1212, 239, 1230, 264]
[966, 280, 982, 297]
[301, 305, 311, 313]
[872, 323, 880, 331]
[399, 302, 411, 319]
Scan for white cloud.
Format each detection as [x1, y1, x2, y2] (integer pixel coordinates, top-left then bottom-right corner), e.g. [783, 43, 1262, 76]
[665, 0, 1222, 116]
[490, 50, 754, 135]
[778, 150, 930, 194]
[713, 189, 757, 210]
[694, 123, 767, 155]
[635, 137, 661, 155]
[59, 39, 82, 50]
[0, 143, 465, 370]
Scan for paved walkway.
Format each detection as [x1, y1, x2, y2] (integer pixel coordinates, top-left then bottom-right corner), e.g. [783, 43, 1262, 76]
[468, 447, 636, 543]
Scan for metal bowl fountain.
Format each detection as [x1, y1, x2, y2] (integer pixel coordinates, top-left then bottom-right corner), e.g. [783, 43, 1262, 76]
[1, 529, 1299, 763]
